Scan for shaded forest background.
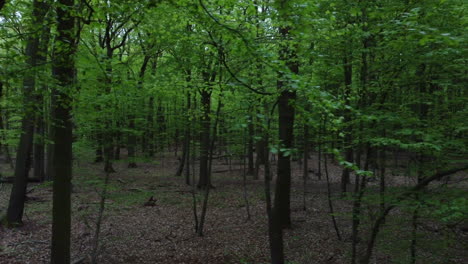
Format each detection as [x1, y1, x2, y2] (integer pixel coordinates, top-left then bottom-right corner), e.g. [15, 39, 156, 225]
[0, 0, 467, 263]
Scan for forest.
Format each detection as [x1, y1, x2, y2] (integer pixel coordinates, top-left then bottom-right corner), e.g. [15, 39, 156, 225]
[0, 0, 467, 263]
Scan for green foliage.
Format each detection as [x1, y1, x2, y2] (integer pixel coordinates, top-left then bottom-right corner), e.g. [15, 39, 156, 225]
[0, 0, 466, 262]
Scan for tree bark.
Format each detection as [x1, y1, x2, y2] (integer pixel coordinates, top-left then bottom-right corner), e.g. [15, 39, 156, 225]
[341, 52, 353, 194]
[275, 18, 298, 230]
[198, 87, 212, 188]
[302, 123, 309, 211]
[50, 0, 76, 262]
[33, 15, 51, 181]
[263, 109, 285, 264]
[247, 114, 255, 175]
[5, 0, 47, 226]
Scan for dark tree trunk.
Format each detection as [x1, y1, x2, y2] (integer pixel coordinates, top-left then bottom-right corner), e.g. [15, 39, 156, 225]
[254, 138, 266, 179]
[33, 13, 51, 181]
[33, 119, 45, 180]
[45, 98, 55, 181]
[50, 0, 76, 262]
[103, 49, 115, 173]
[275, 97, 295, 227]
[379, 146, 386, 213]
[302, 123, 309, 211]
[0, 81, 3, 157]
[247, 115, 255, 175]
[5, 0, 47, 226]
[317, 125, 322, 180]
[145, 96, 155, 157]
[156, 99, 166, 153]
[197, 86, 223, 236]
[6, 120, 34, 225]
[94, 135, 103, 162]
[198, 89, 211, 188]
[114, 130, 121, 161]
[184, 81, 192, 184]
[324, 146, 342, 241]
[176, 141, 187, 176]
[410, 205, 419, 264]
[262, 107, 285, 264]
[341, 53, 353, 194]
[275, 19, 298, 229]
[128, 54, 151, 168]
[351, 145, 371, 264]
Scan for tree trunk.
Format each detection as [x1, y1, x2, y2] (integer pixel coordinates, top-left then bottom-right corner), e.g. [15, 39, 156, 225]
[324, 146, 342, 241]
[274, 0, 299, 229]
[128, 54, 151, 168]
[33, 118, 45, 180]
[341, 52, 353, 194]
[176, 140, 187, 176]
[103, 49, 115, 173]
[247, 114, 255, 175]
[197, 89, 211, 189]
[50, 0, 76, 261]
[184, 82, 192, 184]
[45, 98, 55, 181]
[263, 106, 285, 264]
[0, 81, 3, 157]
[5, 0, 47, 226]
[33, 13, 51, 181]
[302, 123, 309, 211]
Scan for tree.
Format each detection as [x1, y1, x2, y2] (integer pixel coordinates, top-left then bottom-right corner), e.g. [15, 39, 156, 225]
[274, 0, 298, 231]
[4, 0, 48, 227]
[50, 0, 77, 261]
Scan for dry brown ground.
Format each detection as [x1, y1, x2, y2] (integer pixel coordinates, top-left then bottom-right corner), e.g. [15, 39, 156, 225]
[0, 151, 467, 264]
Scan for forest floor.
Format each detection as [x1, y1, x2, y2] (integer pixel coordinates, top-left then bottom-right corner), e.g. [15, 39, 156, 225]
[0, 150, 467, 264]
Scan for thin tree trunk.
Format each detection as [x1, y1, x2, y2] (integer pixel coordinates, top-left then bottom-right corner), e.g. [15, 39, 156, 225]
[146, 96, 155, 157]
[351, 145, 371, 264]
[103, 49, 115, 173]
[0, 81, 4, 160]
[302, 123, 309, 211]
[324, 144, 342, 241]
[264, 106, 284, 264]
[45, 96, 55, 181]
[191, 130, 198, 231]
[176, 141, 187, 176]
[317, 120, 322, 180]
[341, 52, 353, 194]
[247, 114, 255, 175]
[33, 17, 51, 181]
[379, 143, 386, 214]
[33, 119, 45, 180]
[91, 172, 110, 264]
[410, 205, 419, 264]
[184, 91, 192, 184]
[242, 128, 251, 220]
[95, 137, 103, 163]
[197, 88, 223, 236]
[128, 54, 151, 168]
[197, 88, 212, 188]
